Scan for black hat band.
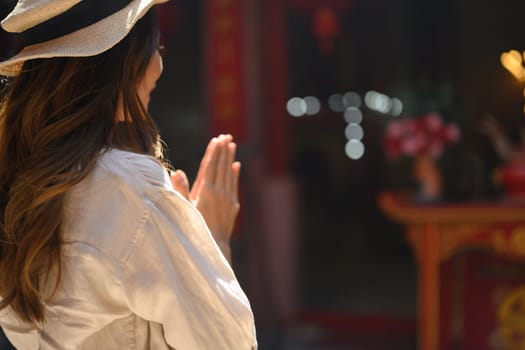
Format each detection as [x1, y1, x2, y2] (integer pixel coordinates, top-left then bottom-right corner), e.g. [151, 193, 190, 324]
[22, 0, 132, 47]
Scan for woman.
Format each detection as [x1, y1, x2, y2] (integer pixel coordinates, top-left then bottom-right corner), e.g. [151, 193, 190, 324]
[0, 0, 256, 349]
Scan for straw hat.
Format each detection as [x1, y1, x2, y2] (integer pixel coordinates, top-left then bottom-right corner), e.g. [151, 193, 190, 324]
[0, 0, 169, 76]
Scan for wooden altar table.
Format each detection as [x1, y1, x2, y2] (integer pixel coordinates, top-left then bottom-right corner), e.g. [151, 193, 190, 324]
[378, 192, 525, 350]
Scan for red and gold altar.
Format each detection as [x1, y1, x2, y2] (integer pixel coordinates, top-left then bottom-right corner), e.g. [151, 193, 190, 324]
[380, 192, 525, 350]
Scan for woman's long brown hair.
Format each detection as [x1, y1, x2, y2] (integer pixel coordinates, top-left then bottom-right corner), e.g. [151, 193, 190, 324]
[0, 11, 163, 324]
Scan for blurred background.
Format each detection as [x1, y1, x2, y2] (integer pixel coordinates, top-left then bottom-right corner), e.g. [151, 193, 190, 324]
[3, 0, 525, 349]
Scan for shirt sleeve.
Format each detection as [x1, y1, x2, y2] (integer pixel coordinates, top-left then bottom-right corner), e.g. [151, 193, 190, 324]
[121, 189, 257, 350]
[0, 308, 39, 350]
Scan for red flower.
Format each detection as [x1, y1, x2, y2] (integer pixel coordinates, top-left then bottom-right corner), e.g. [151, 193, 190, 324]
[384, 113, 461, 161]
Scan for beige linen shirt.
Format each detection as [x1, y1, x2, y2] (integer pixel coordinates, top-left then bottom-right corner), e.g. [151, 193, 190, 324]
[0, 149, 257, 349]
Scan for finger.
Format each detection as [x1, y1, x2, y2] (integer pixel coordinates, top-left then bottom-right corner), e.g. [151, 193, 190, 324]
[225, 142, 237, 193]
[171, 170, 190, 200]
[208, 135, 228, 183]
[215, 135, 232, 186]
[231, 161, 241, 202]
[191, 137, 219, 200]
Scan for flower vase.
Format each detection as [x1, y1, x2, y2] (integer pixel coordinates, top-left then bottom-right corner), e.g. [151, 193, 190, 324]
[501, 161, 525, 198]
[413, 155, 442, 202]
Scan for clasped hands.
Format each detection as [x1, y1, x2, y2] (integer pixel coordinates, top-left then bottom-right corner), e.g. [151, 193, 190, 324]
[170, 135, 240, 262]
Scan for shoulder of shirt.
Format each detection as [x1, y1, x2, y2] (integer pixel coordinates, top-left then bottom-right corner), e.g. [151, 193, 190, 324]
[62, 148, 175, 256]
[94, 148, 172, 199]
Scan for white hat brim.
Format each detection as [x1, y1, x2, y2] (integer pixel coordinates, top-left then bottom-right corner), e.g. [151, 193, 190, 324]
[0, 0, 169, 76]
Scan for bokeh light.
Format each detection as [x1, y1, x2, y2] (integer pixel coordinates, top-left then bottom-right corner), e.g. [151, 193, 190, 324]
[344, 107, 363, 124]
[500, 50, 525, 82]
[343, 91, 362, 108]
[364, 91, 392, 114]
[287, 97, 307, 117]
[345, 123, 364, 141]
[390, 98, 403, 116]
[345, 139, 365, 159]
[304, 96, 321, 115]
[328, 93, 345, 112]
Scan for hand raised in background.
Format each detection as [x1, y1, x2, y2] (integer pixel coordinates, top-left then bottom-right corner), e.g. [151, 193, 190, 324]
[171, 135, 241, 262]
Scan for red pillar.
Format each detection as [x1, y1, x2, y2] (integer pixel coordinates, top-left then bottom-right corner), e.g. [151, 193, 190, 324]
[258, 0, 299, 326]
[204, 0, 248, 141]
[261, 0, 290, 176]
[205, 0, 298, 330]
